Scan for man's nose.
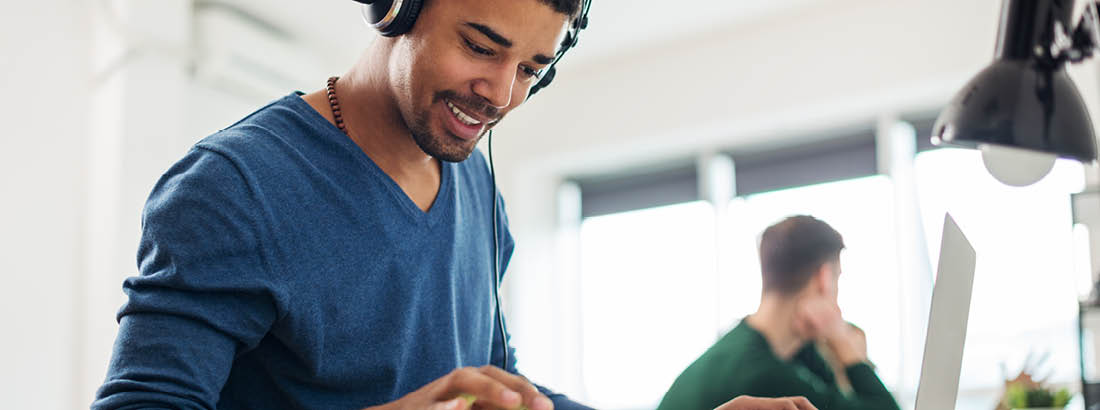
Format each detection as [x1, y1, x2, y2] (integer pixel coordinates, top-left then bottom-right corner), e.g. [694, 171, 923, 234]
[472, 65, 516, 110]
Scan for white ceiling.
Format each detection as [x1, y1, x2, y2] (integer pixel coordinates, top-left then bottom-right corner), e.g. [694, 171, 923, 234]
[564, 0, 828, 64]
[214, 0, 826, 69]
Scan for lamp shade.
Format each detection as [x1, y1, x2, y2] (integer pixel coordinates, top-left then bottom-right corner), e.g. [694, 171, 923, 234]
[932, 0, 1097, 163]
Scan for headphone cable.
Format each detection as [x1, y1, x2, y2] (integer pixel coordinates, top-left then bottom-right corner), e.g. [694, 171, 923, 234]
[488, 130, 509, 370]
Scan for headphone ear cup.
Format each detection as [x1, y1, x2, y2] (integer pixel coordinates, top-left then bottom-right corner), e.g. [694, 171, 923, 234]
[387, 0, 424, 36]
[372, 0, 424, 37]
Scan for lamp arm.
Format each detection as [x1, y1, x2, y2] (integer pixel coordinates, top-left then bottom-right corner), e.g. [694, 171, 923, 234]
[1063, 1, 1100, 64]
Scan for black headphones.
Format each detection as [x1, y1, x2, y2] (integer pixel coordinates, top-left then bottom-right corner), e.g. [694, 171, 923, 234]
[352, 0, 591, 97]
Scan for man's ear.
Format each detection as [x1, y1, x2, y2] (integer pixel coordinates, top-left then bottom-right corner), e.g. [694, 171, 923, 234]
[813, 263, 831, 295]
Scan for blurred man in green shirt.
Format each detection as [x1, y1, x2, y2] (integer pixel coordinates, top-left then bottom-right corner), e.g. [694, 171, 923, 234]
[658, 215, 900, 410]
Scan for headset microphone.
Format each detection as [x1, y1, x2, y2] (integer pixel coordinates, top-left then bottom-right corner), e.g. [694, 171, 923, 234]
[487, 129, 508, 369]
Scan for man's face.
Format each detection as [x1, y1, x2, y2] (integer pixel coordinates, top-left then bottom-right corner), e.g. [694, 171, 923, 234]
[389, 0, 570, 162]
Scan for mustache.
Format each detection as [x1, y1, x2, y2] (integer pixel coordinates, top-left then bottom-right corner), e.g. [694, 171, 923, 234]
[434, 90, 501, 123]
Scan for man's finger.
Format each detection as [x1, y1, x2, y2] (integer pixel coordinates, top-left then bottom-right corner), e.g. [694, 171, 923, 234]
[445, 368, 523, 409]
[477, 366, 553, 410]
[782, 396, 817, 410]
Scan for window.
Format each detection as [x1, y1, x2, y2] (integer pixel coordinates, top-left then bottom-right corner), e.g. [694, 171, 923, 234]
[913, 148, 1085, 408]
[725, 176, 903, 389]
[564, 121, 1088, 410]
[578, 201, 718, 410]
[572, 131, 894, 409]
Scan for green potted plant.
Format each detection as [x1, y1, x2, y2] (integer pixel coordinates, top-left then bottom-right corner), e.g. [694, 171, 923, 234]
[1003, 383, 1072, 410]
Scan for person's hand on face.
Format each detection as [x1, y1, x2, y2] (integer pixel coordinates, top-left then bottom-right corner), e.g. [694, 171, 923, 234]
[826, 326, 868, 367]
[713, 395, 818, 410]
[794, 296, 844, 341]
[796, 298, 868, 366]
[845, 324, 867, 359]
[362, 366, 553, 410]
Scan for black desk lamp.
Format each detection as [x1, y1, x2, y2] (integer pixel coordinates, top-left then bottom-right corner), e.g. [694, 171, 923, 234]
[934, 1, 1100, 407]
[934, 0, 1100, 186]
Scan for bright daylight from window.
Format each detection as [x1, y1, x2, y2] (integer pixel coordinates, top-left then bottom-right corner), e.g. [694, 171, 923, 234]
[914, 148, 1085, 410]
[579, 201, 718, 410]
[575, 148, 1087, 410]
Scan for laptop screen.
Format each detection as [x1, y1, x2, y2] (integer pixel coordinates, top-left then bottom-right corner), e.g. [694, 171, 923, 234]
[914, 213, 978, 410]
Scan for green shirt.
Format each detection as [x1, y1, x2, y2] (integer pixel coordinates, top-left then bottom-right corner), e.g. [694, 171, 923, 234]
[657, 320, 900, 410]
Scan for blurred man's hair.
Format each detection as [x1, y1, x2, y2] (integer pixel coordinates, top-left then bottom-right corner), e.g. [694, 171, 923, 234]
[758, 215, 845, 294]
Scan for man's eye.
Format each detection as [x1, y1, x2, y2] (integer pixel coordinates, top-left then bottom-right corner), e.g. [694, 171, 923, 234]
[464, 39, 494, 56]
[520, 66, 542, 79]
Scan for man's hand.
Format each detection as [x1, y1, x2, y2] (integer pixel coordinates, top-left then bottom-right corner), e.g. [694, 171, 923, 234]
[363, 366, 554, 410]
[822, 322, 868, 367]
[818, 324, 868, 393]
[793, 298, 844, 341]
[796, 298, 866, 366]
[844, 324, 868, 358]
[714, 396, 817, 410]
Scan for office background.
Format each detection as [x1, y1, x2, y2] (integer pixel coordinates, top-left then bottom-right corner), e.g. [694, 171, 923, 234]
[5, 0, 1100, 409]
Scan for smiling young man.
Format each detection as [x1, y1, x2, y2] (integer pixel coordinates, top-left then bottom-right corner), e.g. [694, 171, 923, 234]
[91, 1, 818, 410]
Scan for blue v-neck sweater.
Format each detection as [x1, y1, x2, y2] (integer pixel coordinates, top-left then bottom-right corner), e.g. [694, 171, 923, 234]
[92, 93, 588, 410]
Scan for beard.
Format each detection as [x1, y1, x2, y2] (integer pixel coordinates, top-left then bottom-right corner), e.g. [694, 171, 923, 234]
[408, 90, 501, 163]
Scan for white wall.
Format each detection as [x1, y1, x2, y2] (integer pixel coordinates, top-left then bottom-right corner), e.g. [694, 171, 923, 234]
[1, 1, 89, 409]
[493, 0, 1001, 175]
[82, 1, 199, 406]
[1, 1, 304, 408]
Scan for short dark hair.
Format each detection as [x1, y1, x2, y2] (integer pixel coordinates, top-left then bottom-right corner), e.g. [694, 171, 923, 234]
[758, 215, 845, 294]
[538, 0, 584, 20]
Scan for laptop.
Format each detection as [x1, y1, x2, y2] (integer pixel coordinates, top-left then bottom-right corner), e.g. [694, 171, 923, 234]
[913, 213, 978, 410]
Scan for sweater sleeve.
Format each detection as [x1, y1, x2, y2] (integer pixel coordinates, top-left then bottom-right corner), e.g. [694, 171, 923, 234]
[745, 362, 900, 410]
[92, 148, 286, 410]
[844, 363, 897, 403]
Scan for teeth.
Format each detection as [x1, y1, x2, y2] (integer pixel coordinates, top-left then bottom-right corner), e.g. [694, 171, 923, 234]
[447, 101, 482, 126]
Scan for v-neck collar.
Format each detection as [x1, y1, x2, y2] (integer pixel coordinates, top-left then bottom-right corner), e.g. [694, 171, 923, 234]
[290, 92, 453, 226]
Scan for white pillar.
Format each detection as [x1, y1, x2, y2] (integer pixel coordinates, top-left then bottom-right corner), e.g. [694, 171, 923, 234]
[82, 0, 194, 404]
[1, 2, 91, 410]
[553, 180, 587, 398]
[876, 115, 935, 405]
[698, 152, 735, 337]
